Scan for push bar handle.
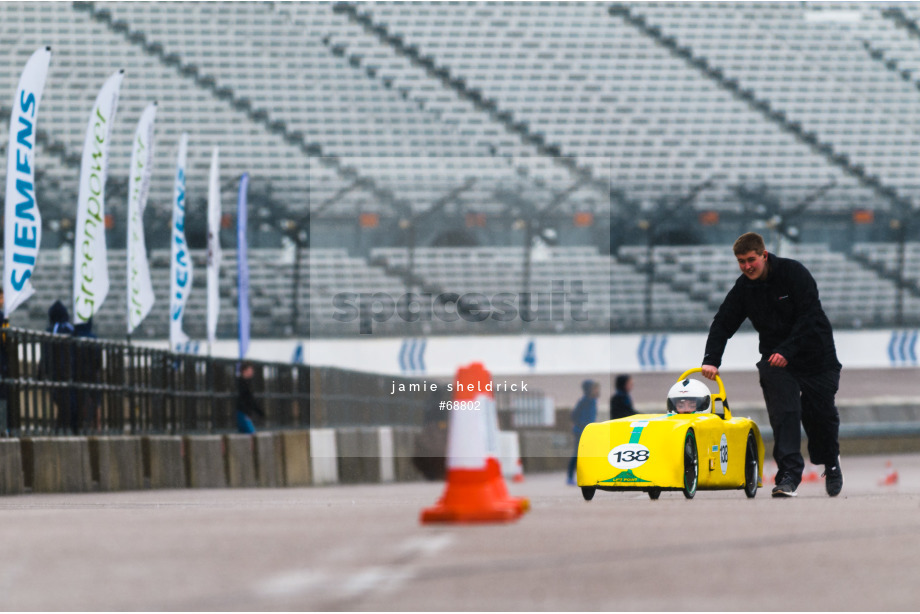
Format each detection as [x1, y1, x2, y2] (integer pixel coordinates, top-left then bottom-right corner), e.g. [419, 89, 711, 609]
[676, 367, 731, 420]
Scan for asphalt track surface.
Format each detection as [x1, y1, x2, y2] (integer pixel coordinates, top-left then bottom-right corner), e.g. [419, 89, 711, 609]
[2, 454, 919, 611]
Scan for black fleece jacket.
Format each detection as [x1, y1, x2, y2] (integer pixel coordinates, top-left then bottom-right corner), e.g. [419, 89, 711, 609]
[703, 253, 840, 374]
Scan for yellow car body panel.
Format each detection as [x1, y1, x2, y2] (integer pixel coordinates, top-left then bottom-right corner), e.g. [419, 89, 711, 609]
[576, 369, 765, 496]
[576, 413, 764, 490]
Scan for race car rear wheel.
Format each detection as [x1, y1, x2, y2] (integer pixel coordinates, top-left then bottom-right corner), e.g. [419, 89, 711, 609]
[744, 431, 758, 499]
[581, 486, 596, 501]
[648, 488, 661, 500]
[683, 429, 698, 499]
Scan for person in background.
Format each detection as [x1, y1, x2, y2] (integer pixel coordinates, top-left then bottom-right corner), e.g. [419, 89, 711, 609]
[47, 300, 74, 336]
[412, 387, 452, 480]
[73, 318, 103, 430]
[236, 361, 265, 433]
[609, 374, 635, 420]
[566, 379, 599, 486]
[44, 300, 77, 433]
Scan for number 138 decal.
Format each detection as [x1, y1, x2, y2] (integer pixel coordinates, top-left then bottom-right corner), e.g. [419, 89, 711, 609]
[608, 443, 650, 469]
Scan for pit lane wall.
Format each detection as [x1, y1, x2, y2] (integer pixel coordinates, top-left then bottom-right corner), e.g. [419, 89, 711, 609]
[0, 428, 504, 494]
[158, 329, 918, 376]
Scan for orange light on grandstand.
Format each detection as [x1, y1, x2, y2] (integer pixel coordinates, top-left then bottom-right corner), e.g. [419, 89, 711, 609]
[853, 209, 874, 224]
[221, 213, 233, 230]
[573, 212, 593, 227]
[104, 214, 115, 230]
[699, 210, 720, 226]
[359, 213, 379, 228]
[466, 212, 486, 228]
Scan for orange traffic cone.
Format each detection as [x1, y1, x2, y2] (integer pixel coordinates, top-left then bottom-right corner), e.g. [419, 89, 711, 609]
[498, 430, 525, 483]
[421, 362, 530, 524]
[802, 464, 821, 484]
[879, 460, 899, 486]
[765, 462, 777, 485]
[512, 458, 525, 483]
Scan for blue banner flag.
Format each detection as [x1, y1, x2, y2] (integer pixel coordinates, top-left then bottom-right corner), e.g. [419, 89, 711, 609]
[237, 173, 250, 360]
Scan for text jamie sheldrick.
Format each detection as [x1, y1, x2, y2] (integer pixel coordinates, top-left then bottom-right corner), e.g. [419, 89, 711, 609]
[390, 380, 528, 395]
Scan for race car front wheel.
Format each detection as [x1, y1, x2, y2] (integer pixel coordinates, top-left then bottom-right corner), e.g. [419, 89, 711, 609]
[683, 429, 698, 499]
[648, 488, 661, 500]
[581, 486, 596, 501]
[744, 431, 758, 498]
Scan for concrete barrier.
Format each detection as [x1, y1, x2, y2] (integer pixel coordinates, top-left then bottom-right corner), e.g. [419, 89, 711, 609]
[0, 439, 24, 495]
[840, 436, 920, 455]
[279, 430, 311, 487]
[392, 426, 424, 482]
[142, 436, 185, 490]
[89, 436, 144, 491]
[253, 432, 283, 487]
[499, 431, 523, 480]
[378, 427, 395, 483]
[183, 435, 227, 489]
[224, 435, 257, 488]
[519, 430, 573, 473]
[336, 428, 381, 484]
[21, 437, 92, 493]
[309, 428, 338, 485]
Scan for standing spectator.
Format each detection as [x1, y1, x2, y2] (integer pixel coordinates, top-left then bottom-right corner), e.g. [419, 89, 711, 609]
[609, 374, 635, 420]
[412, 388, 451, 480]
[566, 379, 599, 486]
[73, 318, 103, 430]
[701, 232, 843, 498]
[236, 361, 265, 434]
[46, 300, 74, 336]
[44, 300, 77, 433]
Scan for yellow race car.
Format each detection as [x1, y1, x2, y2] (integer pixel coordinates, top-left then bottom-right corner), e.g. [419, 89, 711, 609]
[577, 368, 765, 500]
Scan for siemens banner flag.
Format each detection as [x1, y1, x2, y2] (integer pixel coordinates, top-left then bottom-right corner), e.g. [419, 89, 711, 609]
[170, 133, 192, 349]
[126, 102, 157, 335]
[3, 47, 51, 316]
[73, 69, 124, 324]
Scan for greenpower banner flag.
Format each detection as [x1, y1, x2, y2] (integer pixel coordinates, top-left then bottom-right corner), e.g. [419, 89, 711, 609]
[3, 46, 52, 317]
[126, 102, 157, 335]
[206, 147, 222, 347]
[73, 69, 124, 324]
[170, 133, 191, 350]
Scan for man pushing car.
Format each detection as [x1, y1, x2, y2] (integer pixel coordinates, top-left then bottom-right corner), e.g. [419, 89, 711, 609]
[700, 232, 843, 498]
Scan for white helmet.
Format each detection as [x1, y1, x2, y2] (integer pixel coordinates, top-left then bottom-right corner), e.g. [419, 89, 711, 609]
[667, 378, 711, 414]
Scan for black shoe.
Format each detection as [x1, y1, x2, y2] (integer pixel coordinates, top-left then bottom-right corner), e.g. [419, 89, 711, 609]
[823, 459, 843, 497]
[772, 477, 797, 497]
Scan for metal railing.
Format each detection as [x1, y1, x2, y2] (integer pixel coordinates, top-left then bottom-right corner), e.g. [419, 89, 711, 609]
[496, 390, 555, 428]
[0, 327, 430, 436]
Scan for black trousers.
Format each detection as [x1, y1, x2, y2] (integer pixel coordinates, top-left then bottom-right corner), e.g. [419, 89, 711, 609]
[757, 359, 841, 486]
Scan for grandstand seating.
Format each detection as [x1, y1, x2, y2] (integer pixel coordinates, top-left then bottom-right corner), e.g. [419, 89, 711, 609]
[2, 2, 920, 339]
[5, 241, 920, 338]
[619, 242, 920, 329]
[854, 242, 920, 284]
[621, 2, 920, 210]
[6, 1, 912, 219]
[1, 3, 309, 229]
[352, 1, 888, 213]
